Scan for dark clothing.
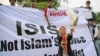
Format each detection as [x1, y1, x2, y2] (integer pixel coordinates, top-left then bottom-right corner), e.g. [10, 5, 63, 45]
[84, 7, 92, 10]
[88, 24, 99, 56]
[57, 34, 74, 56]
[0, 3, 2, 5]
[88, 24, 98, 40]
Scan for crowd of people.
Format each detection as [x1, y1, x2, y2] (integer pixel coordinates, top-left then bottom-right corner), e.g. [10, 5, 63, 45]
[0, 0, 100, 56]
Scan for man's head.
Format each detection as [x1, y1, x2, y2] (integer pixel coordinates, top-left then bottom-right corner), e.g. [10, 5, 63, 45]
[30, 1, 36, 8]
[88, 19, 94, 26]
[9, 0, 16, 6]
[30, 0, 36, 8]
[47, 0, 53, 8]
[86, 1, 91, 7]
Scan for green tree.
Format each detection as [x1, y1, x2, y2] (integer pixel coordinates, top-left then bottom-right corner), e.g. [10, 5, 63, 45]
[37, 0, 46, 2]
[16, 0, 59, 9]
[16, 0, 23, 5]
[95, 12, 100, 23]
[16, 0, 46, 9]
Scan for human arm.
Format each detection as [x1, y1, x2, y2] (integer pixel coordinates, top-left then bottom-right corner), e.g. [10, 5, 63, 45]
[94, 26, 99, 39]
[57, 33, 61, 43]
[44, 8, 50, 26]
[45, 15, 50, 26]
[68, 28, 74, 40]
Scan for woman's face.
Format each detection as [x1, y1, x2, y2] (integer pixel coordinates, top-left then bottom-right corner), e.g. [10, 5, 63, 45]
[59, 26, 66, 34]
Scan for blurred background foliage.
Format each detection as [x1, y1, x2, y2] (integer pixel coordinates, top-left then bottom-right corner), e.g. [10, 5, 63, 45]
[16, 0, 59, 10]
[16, 0, 47, 9]
[92, 12, 100, 23]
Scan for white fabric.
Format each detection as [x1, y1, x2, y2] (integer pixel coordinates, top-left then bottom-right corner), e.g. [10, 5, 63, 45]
[83, 8, 93, 19]
[0, 5, 97, 56]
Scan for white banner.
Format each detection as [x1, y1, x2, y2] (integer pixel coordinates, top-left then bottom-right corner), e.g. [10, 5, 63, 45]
[0, 5, 97, 56]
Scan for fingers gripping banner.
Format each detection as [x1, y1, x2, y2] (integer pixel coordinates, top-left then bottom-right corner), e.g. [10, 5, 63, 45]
[0, 5, 97, 56]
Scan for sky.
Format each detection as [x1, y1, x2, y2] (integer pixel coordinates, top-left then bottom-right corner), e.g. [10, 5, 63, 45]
[0, 0, 100, 12]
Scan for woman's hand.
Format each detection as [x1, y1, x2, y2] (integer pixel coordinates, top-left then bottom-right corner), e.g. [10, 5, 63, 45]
[70, 28, 74, 34]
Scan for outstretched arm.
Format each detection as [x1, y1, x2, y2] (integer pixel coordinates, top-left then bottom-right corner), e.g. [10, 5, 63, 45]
[44, 8, 50, 26]
[68, 28, 74, 40]
[94, 26, 99, 39]
[45, 15, 50, 26]
[57, 33, 61, 43]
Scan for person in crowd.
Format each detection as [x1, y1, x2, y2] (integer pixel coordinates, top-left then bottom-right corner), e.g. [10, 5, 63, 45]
[88, 19, 99, 56]
[81, 1, 93, 21]
[30, 0, 36, 8]
[9, 0, 16, 6]
[85, 0, 92, 9]
[95, 25, 100, 56]
[88, 19, 98, 41]
[0, 3, 2, 5]
[44, 0, 53, 26]
[81, 0, 92, 9]
[57, 26, 74, 56]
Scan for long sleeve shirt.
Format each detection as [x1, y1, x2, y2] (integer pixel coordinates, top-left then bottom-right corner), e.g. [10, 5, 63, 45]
[88, 25, 98, 38]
